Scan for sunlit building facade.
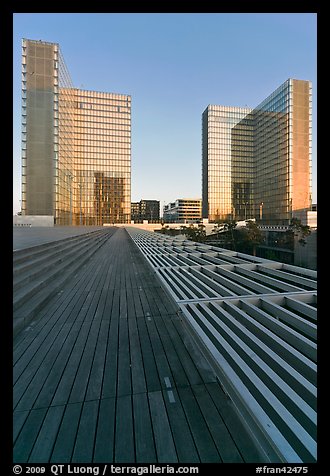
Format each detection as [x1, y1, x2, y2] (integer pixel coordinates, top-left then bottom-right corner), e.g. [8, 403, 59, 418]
[163, 198, 202, 223]
[202, 106, 252, 221]
[202, 79, 312, 224]
[21, 38, 131, 225]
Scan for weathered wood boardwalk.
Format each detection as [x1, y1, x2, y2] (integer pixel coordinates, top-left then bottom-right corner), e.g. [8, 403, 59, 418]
[13, 228, 264, 463]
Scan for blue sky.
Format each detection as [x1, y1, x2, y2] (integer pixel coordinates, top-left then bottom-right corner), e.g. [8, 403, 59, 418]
[13, 13, 317, 214]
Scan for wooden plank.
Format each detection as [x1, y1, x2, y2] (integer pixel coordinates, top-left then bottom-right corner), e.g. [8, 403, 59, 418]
[51, 321, 93, 406]
[101, 307, 119, 399]
[59, 285, 93, 325]
[93, 287, 109, 322]
[126, 287, 137, 319]
[13, 410, 30, 444]
[145, 318, 174, 388]
[14, 319, 66, 387]
[72, 400, 99, 463]
[107, 255, 120, 290]
[137, 287, 153, 317]
[128, 317, 147, 395]
[68, 320, 101, 403]
[153, 317, 190, 388]
[29, 405, 65, 462]
[137, 318, 161, 393]
[23, 249, 102, 346]
[14, 227, 276, 466]
[162, 388, 200, 463]
[120, 288, 128, 319]
[14, 322, 75, 411]
[206, 382, 263, 463]
[13, 408, 47, 463]
[13, 289, 68, 363]
[13, 230, 111, 341]
[86, 319, 110, 401]
[76, 277, 101, 321]
[101, 287, 115, 321]
[111, 289, 121, 320]
[146, 286, 169, 315]
[132, 287, 144, 318]
[148, 390, 178, 463]
[125, 260, 135, 291]
[93, 397, 116, 463]
[171, 315, 217, 385]
[143, 286, 163, 316]
[115, 395, 135, 463]
[191, 384, 243, 462]
[33, 320, 84, 409]
[83, 287, 103, 322]
[117, 315, 132, 397]
[177, 386, 220, 462]
[133, 393, 157, 463]
[153, 285, 178, 315]
[50, 403, 82, 463]
[127, 254, 140, 290]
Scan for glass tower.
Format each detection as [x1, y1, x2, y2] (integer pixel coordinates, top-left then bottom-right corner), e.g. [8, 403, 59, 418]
[202, 106, 252, 221]
[21, 38, 131, 225]
[252, 79, 312, 224]
[202, 79, 312, 224]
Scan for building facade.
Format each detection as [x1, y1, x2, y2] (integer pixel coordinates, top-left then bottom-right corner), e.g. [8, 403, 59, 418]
[202, 79, 312, 225]
[163, 198, 202, 223]
[202, 106, 252, 222]
[131, 200, 160, 222]
[21, 38, 131, 225]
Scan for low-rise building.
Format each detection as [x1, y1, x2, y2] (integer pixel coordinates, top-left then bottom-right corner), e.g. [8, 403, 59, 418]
[131, 200, 160, 222]
[163, 198, 202, 223]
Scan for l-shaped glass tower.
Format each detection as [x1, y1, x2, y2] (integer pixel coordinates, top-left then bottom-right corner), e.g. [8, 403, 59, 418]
[21, 38, 131, 225]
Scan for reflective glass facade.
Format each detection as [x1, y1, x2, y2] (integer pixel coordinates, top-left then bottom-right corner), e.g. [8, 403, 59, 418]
[21, 39, 58, 216]
[22, 39, 131, 225]
[202, 106, 252, 221]
[202, 79, 312, 224]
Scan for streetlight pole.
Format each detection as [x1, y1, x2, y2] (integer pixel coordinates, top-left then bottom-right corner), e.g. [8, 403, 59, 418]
[259, 202, 263, 221]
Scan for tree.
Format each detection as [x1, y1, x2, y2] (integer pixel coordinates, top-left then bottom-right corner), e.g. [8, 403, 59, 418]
[159, 224, 170, 234]
[289, 218, 311, 246]
[212, 219, 237, 250]
[289, 218, 311, 267]
[238, 220, 263, 256]
[180, 224, 206, 243]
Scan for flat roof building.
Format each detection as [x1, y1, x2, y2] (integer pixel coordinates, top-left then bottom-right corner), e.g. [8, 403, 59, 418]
[21, 38, 131, 225]
[202, 79, 312, 225]
[131, 200, 160, 222]
[163, 198, 202, 223]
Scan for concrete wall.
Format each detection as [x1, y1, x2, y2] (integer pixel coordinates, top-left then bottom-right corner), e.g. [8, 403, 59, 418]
[13, 215, 55, 227]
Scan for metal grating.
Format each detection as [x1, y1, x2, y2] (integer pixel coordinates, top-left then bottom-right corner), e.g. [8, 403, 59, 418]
[126, 227, 317, 463]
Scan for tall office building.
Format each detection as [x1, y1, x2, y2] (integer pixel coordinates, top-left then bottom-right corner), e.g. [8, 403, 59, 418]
[202, 79, 312, 224]
[21, 38, 131, 225]
[202, 106, 252, 222]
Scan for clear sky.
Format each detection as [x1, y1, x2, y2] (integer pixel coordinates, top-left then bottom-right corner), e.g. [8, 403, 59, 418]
[13, 12, 317, 215]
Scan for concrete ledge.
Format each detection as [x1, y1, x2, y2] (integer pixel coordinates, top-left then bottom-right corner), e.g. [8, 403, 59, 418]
[13, 215, 54, 227]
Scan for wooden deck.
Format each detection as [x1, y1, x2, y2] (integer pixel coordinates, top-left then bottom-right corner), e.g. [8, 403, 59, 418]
[13, 228, 264, 463]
